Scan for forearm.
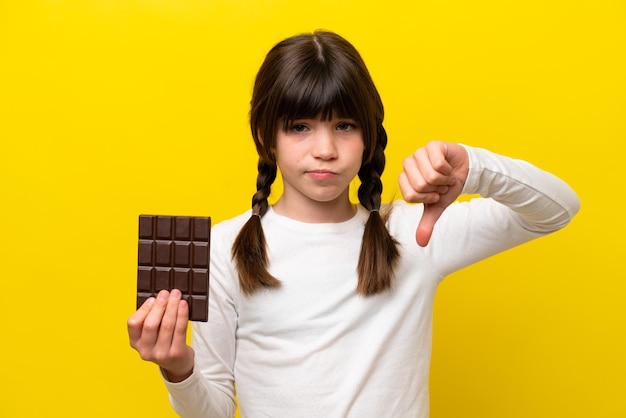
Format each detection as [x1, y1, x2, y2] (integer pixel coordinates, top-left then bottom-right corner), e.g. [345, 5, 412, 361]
[461, 145, 580, 232]
[163, 368, 236, 418]
[162, 240, 239, 418]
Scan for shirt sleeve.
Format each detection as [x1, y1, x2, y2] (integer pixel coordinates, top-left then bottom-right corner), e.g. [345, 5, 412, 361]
[424, 144, 580, 277]
[162, 221, 241, 418]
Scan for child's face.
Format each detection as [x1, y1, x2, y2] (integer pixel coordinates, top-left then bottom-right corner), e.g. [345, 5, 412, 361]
[274, 115, 364, 211]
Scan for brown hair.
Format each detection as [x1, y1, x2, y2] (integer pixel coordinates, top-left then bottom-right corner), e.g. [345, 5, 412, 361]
[232, 30, 400, 296]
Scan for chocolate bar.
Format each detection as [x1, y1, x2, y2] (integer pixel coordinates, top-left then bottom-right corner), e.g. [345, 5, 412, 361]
[137, 215, 211, 321]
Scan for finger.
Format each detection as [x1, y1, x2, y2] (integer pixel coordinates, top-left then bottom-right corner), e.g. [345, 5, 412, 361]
[423, 140, 455, 176]
[415, 176, 464, 246]
[156, 289, 184, 349]
[416, 202, 447, 247]
[139, 289, 170, 348]
[402, 149, 454, 195]
[171, 298, 190, 350]
[420, 146, 457, 187]
[399, 171, 442, 203]
[403, 151, 439, 192]
[127, 296, 156, 345]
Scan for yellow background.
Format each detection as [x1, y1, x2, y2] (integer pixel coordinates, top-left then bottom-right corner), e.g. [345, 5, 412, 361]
[1, 1, 624, 417]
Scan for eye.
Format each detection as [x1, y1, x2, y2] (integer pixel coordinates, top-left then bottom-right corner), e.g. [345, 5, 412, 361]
[337, 122, 356, 131]
[290, 124, 308, 133]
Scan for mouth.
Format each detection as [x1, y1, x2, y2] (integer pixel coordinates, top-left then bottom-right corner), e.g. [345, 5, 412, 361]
[306, 169, 337, 180]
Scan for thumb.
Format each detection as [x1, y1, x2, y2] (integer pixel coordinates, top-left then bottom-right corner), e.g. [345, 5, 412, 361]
[415, 175, 465, 247]
[415, 202, 447, 247]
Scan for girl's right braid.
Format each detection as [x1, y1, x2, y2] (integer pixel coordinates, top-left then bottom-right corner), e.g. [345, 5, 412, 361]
[252, 158, 277, 216]
[232, 158, 280, 295]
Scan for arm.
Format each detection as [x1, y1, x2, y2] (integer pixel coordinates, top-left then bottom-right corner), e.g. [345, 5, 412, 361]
[399, 141, 580, 273]
[460, 144, 580, 233]
[163, 225, 240, 418]
[128, 228, 239, 417]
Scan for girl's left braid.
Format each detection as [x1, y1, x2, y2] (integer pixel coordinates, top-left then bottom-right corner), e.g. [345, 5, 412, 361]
[357, 125, 388, 211]
[355, 125, 400, 296]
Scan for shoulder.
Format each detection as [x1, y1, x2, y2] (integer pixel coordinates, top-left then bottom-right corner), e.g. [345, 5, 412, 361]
[385, 200, 423, 225]
[213, 210, 252, 235]
[210, 210, 252, 253]
[208, 211, 251, 297]
[383, 201, 423, 242]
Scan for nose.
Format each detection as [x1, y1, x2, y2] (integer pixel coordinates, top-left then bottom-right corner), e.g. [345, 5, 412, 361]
[311, 127, 337, 160]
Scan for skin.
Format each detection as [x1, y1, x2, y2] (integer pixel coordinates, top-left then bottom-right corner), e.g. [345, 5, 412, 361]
[127, 288, 193, 382]
[272, 116, 365, 223]
[399, 140, 469, 246]
[127, 122, 470, 381]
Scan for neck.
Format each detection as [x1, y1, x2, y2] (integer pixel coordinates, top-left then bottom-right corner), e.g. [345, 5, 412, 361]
[272, 196, 356, 223]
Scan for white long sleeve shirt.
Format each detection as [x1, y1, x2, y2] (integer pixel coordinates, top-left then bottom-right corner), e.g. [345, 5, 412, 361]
[163, 146, 580, 418]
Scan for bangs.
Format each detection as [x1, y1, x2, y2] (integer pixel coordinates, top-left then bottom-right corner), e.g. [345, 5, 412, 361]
[276, 64, 363, 129]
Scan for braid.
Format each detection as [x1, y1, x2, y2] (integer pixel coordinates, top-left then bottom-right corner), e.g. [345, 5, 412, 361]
[357, 126, 387, 211]
[356, 126, 400, 296]
[252, 158, 276, 216]
[232, 159, 281, 295]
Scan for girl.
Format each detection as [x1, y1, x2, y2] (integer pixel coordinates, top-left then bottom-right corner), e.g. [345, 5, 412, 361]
[128, 30, 580, 417]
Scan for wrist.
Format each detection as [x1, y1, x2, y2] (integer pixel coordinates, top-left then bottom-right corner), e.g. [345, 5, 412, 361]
[161, 366, 193, 383]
